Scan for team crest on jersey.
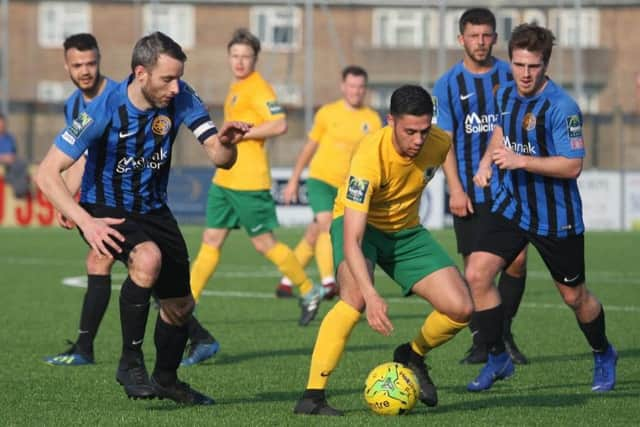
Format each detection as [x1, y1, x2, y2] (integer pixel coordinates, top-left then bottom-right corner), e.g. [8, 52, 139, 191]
[230, 95, 238, 106]
[522, 113, 537, 131]
[566, 115, 582, 137]
[152, 115, 172, 136]
[267, 100, 284, 115]
[62, 111, 94, 145]
[346, 176, 369, 204]
[361, 122, 370, 133]
[423, 167, 438, 184]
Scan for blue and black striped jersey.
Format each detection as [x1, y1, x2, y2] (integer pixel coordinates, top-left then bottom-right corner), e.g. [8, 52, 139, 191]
[432, 58, 512, 204]
[54, 75, 218, 213]
[493, 79, 585, 237]
[63, 77, 118, 125]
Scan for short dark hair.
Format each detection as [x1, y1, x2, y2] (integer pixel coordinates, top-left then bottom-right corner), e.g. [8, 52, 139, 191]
[341, 65, 368, 82]
[390, 85, 433, 117]
[63, 33, 99, 53]
[459, 8, 496, 34]
[131, 32, 187, 72]
[227, 28, 261, 57]
[508, 23, 555, 65]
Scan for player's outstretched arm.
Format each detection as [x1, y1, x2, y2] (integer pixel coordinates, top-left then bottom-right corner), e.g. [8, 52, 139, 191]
[240, 117, 287, 141]
[492, 147, 583, 179]
[283, 139, 318, 204]
[202, 121, 252, 169]
[344, 207, 393, 336]
[36, 145, 124, 257]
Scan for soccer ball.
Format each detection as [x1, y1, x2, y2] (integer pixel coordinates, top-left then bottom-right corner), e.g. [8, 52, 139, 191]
[363, 362, 419, 415]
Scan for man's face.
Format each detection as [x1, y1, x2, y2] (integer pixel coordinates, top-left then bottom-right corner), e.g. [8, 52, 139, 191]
[388, 113, 432, 159]
[341, 74, 367, 108]
[137, 54, 184, 109]
[458, 23, 496, 64]
[228, 43, 257, 80]
[64, 48, 100, 93]
[511, 48, 548, 97]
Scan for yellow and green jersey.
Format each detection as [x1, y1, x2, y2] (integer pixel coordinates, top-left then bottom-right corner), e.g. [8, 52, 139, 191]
[308, 100, 382, 188]
[214, 71, 285, 190]
[333, 125, 450, 232]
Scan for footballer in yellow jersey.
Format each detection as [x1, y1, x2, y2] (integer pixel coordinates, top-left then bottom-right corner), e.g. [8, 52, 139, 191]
[294, 85, 473, 416]
[277, 66, 382, 299]
[190, 29, 327, 340]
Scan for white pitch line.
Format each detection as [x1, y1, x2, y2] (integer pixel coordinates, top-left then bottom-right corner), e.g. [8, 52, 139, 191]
[61, 276, 640, 312]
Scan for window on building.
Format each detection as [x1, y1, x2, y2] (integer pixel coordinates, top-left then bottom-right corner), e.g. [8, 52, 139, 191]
[37, 81, 75, 102]
[143, 3, 195, 49]
[372, 9, 424, 48]
[369, 85, 398, 110]
[549, 8, 600, 47]
[272, 82, 302, 106]
[443, 10, 464, 48]
[251, 7, 301, 51]
[496, 9, 520, 43]
[523, 9, 546, 27]
[38, 2, 91, 48]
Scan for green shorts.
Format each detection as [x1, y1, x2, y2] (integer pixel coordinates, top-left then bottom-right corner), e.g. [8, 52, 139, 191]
[330, 216, 455, 296]
[307, 178, 338, 215]
[206, 183, 279, 237]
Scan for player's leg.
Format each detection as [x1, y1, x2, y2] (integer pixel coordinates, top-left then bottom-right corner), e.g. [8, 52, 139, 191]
[536, 233, 617, 392]
[276, 221, 317, 298]
[294, 217, 373, 416]
[499, 246, 529, 364]
[44, 249, 115, 366]
[378, 226, 471, 407]
[148, 210, 214, 404]
[314, 211, 337, 299]
[465, 213, 525, 392]
[190, 183, 235, 301]
[180, 315, 220, 367]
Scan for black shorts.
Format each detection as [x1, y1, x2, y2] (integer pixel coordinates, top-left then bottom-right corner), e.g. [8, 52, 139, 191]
[475, 210, 586, 287]
[453, 202, 494, 256]
[80, 203, 190, 299]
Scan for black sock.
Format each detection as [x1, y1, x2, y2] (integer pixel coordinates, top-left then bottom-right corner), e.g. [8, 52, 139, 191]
[76, 274, 111, 355]
[578, 306, 609, 352]
[468, 312, 482, 347]
[303, 389, 326, 400]
[498, 271, 526, 321]
[187, 315, 215, 343]
[475, 305, 505, 355]
[153, 315, 188, 386]
[119, 277, 152, 367]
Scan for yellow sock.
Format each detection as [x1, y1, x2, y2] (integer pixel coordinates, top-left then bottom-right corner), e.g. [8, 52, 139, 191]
[265, 242, 313, 295]
[315, 232, 334, 283]
[190, 243, 220, 303]
[307, 300, 361, 389]
[410, 311, 469, 356]
[294, 239, 314, 268]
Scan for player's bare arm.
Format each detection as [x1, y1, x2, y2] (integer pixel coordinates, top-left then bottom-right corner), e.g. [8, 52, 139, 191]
[343, 207, 393, 336]
[241, 117, 287, 141]
[441, 131, 474, 216]
[492, 147, 583, 179]
[283, 139, 318, 204]
[56, 155, 87, 229]
[203, 120, 251, 169]
[473, 125, 503, 188]
[36, 145, 125, 257]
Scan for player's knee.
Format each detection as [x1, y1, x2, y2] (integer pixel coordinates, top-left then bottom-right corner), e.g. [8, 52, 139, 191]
[128, 242, 162, 287]
[558, 284, 587, 310]
[86, 249, 115, 275]
[160, 296, 195, 326]
[464, 267, 489, 291]
[506, 251, 528, 277]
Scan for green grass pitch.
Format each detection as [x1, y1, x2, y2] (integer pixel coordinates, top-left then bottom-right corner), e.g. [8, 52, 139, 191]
[0, 226, 638, 426]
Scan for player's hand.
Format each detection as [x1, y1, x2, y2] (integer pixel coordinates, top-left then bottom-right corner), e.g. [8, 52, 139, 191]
[80, 217, 126, 258]
[364, 292, 393, 336]
[492, 144, 524, 170]
[473, 163, 493, 188]
[282, 180, 299, 205]
[218, 121, 253, 145]
[449, 189, 474, 217]
[56, 210, 76, 229]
